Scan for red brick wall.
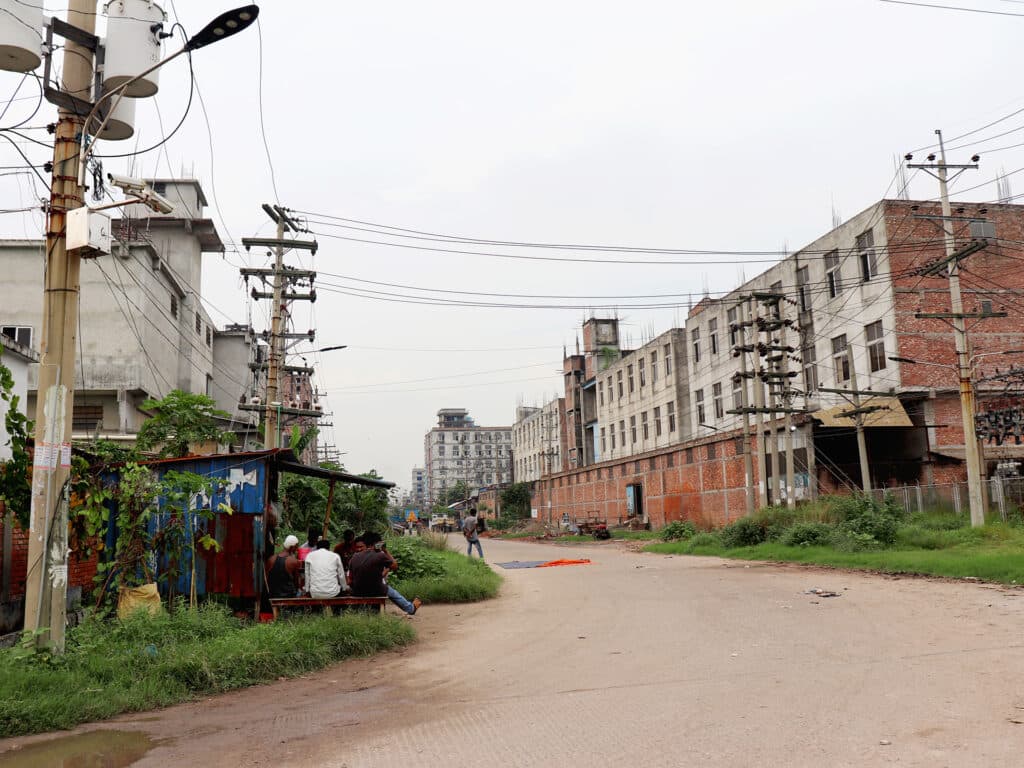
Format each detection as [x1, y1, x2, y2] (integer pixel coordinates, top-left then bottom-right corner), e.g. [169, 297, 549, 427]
[1, 515, 98, 601]
[889, 200, 1024, 456]
[532, 428, 755, 529]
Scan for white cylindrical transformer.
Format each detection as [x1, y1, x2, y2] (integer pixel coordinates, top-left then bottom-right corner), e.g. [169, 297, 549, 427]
[102, 0, 166, 97]
[88, 89, 136, 141]
[0, 0, 43, 73]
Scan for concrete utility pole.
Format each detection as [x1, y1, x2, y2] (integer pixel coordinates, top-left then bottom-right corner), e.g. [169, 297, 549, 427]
[265, 215, 286, 449]
[846, 345, 872, 493]
[908, 131, 988, 526]
[239, 205, 320, 450]
[24, 0, 97, 652]
[780, 327, 796, 509]
[747, 299, 769, 508]
[734, 301, 756, 515]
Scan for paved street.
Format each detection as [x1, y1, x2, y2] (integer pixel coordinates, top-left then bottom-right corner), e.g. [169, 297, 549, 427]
[4, 538, 1024, 767]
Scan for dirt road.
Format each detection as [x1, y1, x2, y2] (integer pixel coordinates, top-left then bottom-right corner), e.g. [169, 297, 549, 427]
[4, 537, 1024, 767]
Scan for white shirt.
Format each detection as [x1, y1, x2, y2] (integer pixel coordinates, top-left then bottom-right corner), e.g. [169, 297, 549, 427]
[304, 548, 347, 598]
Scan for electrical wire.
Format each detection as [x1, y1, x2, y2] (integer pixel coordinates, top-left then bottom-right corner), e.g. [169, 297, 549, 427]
[255, 17, 280, 205]
[880, 0, 1024, 16]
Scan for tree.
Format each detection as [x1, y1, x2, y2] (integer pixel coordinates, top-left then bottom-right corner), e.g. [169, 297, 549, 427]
[438, 480, 470, 508]
[500, 482, 532, 519]
[279, 465, 391, 540]
[136, 390, 234, 458]
[0, 343, 32, 527]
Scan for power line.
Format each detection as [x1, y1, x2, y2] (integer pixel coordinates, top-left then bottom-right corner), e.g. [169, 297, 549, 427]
[880, 0, 1024, 17]
[254, 17, 280, 205]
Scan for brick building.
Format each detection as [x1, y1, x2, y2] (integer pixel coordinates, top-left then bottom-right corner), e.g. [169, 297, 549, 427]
[533, 198, 1024, 528]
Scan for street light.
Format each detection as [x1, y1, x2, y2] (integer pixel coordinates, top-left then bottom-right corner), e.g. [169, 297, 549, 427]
[80, 5, 260, 184]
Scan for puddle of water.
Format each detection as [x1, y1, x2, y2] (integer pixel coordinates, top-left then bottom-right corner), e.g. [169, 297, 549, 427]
[0, 730, 153, 767]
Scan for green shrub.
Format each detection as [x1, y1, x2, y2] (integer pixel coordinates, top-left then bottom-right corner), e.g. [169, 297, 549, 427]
[689, 531, 720, 548]
[660, 520, 697, 541]
[752, 505, 801, 541]
[829, 495, 903, 546]
[719, 516, 767, 548]
[782, 521, 833, 547]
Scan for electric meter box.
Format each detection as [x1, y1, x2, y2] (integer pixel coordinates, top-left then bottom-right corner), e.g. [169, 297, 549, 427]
[67, 208, 112, 256]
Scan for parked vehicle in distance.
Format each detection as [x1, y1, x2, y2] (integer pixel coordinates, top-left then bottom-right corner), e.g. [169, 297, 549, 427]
[430, 514, 454, 532]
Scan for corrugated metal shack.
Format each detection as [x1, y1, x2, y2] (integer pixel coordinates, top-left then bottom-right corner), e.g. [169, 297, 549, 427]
[103, 449, 394, 610]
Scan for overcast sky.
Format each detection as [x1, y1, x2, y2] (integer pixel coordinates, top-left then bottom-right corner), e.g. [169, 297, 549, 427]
[3, 0, 1024, 492]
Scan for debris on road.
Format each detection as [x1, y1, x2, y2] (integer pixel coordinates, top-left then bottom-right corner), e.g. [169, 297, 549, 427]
[805, 588, 841, 598]
[879, 739, 892, 745]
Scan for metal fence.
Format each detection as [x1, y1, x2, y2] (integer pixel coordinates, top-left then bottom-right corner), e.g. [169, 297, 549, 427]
[867, 477, 1024, 520]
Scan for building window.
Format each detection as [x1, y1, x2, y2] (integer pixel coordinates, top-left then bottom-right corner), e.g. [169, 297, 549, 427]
[630, 415, 637, 443]
[796, 265, 811, 312]
[825, 250, 842, 298]
[72, 404, 103, 431]
[611, 428, 616, 450]
[732, 374, 743, 410]
[0, 325, 32, 348]
[654, 406, 662, 437]
[686, 447, 694, 464]
[619, 420, 626, 447]
[641, 411, 649, 440]
[651, 351, 659, 383]
[639, 358, 646, 387]
[628, 364, 635, 393]
[691, 329, 700, 364]
[858, 230, 877, 282]
[727, 306, 738, 347]
[170, 296, 178, 319]
[668, 401, 676, 432]
[713, 382, 724, 419]
[664, 343, 672, 377]
[598, 380, 604, 406]
[601, 428, 606, 454]
[617, 370, 623, 398]
[707, 442, 717, 460]
[832, 334, 850, 382]
[802, 324, 819, 394]
[205, 326, 212, 347]
[709, 318, 719, 355]
[195, 312, 202, 334]
[695, 387, 706, 425]
[866, 320, 886, 372]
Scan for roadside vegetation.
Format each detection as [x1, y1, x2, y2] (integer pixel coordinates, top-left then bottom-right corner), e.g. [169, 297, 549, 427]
[0, 605, 413, 738]
[646, 496, 1024, 584]
[387, 533, 502, 603]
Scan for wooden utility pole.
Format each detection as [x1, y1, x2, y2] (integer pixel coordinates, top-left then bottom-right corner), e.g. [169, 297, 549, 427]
[24, 0, 96, 652]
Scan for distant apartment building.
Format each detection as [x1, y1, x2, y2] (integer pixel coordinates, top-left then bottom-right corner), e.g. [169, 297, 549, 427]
[423, 408, 512, 503]
[512, 399, 564, 481]
[409, 467, 427, 509]
[0, 178, 260, 447]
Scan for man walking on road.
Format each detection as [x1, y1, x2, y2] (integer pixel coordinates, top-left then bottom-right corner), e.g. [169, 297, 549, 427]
[463, 508, 483, 559]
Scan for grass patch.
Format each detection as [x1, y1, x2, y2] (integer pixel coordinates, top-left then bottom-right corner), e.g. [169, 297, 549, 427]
[386, 536, 502, 603]
[0, 605, 413, 738]
[646, 521, 1024, 584]
[494, 530, 540, 539]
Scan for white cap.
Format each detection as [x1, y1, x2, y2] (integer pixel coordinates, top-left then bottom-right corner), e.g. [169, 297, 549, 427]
[283, 534, 299, 549]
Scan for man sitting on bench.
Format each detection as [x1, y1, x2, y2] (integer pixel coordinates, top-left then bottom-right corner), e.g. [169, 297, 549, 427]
[304, 538, 348, 605]
[349, 536, 421, 616]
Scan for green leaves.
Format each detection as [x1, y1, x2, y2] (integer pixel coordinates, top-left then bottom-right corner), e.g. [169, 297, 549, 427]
[0, 343, 33, 527]
[136, 390, 235, 458]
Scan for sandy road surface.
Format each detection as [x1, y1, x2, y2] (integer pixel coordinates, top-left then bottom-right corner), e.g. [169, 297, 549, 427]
[3, 538, 1024, 767]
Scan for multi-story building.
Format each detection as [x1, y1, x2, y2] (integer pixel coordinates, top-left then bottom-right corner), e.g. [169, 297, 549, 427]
[595, 328, 690, 463]
[409, 467, 427, 509]
[533, 197, 1024, 527]
[0, 178, 259, 446]
[423, 408, 512, 503]
[512, 399, 564, 481]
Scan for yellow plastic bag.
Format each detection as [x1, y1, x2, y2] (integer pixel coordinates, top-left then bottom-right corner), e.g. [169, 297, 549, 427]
[117, 583, 162, 618]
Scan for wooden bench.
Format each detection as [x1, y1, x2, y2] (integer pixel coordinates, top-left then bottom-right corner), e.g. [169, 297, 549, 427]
[270, 595, 386, 619]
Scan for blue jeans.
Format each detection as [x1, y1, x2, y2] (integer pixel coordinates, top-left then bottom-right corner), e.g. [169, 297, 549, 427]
[466, 537, 483, 558]
[387, 585, 416, 614]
